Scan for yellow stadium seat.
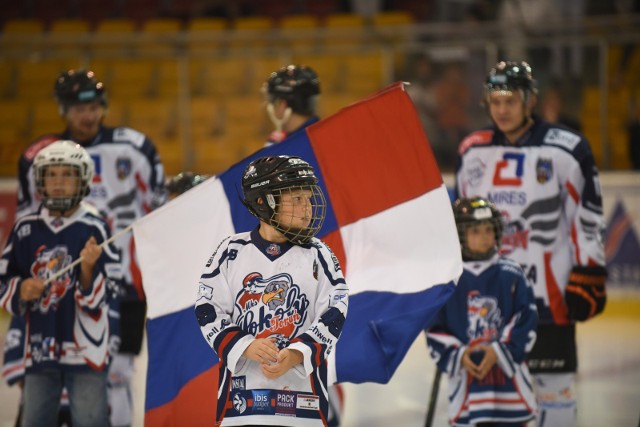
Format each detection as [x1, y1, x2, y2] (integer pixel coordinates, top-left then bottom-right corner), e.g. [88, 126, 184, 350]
[322, 13, 366, 49]
[14, 59, 74, 101]
[190, 57, 253, 98]
[319, 93, 359, 117]
[139, 18, 183, 54]
[0, 100, 32, 142]
[189, 97, 223, 141]
[103, 101, 128, 128]
[278, 15, 320, 51]
[93, 19, 137, 55]
[186, 17, 227, 55]
[230, 16, 274, 50]
[101, 59, 157, 98]
[31, 99, 63, 139]
[290, 52, 342, 93]
[1, 19, 45, 53]
[47, 19, 92, 55]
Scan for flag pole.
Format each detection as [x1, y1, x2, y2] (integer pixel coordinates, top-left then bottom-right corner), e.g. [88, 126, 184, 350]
[43, 223, 134, 286]
[424, 368, 442, 427]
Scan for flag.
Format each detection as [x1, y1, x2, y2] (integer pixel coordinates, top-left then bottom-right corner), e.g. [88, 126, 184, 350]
[133, 83, 462, 425]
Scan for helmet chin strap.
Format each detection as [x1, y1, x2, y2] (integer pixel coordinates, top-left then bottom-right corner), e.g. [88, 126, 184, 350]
[266, 103, 292, 132]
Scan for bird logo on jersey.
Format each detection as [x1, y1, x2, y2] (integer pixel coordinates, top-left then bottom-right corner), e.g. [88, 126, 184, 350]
[30, 245, 73, 313]
[236, 272, 309, 340]
[466, 290, 502, 346]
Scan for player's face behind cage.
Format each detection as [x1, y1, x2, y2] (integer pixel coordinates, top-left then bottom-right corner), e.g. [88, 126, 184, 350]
[269, 185, 326, 244]
[37, 164, 83, 212]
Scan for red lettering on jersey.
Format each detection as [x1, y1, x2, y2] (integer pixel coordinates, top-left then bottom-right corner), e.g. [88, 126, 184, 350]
[493, 159, 522, 186]
[458, 130, 494, 155]
[24, 136, 60, 161]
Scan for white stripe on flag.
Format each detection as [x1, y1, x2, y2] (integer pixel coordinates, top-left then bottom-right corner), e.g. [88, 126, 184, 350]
[134, 177, 235, 319]
[340, 184, 461, 294]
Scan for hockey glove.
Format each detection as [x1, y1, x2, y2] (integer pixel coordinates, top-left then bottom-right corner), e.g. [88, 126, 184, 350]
[564, 265, 607, 321]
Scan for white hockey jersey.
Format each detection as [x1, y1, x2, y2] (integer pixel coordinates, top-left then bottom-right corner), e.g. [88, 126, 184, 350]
[195, 228, 349, 427]
[455, 118, 606, 326]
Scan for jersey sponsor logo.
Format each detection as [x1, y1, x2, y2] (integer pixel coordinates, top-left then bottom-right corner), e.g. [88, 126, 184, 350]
[487, 190, 527, 206]
[232, 393, 248, 414]
[543, 128, 581, 151]
[252, 390, 272, 413]
[116, 157, 132, 180]
[536, 158, 553, 183]
[296, 394, 320, 411]
[4, 327, 22, 351]
[236, 273, 309, 340]
[492, 152, 525, 186]
[231, 376, 246, 390]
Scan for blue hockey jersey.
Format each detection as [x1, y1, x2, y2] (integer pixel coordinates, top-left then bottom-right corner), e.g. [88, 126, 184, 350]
[426, 255, 538, 426]
[0, 203, 121, 373]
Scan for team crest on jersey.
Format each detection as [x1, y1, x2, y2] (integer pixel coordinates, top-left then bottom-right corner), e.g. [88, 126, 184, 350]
[30, 245, 73, 313]
[266, 243, 281, 256]
[235, 272, 309, 341]
[536, 158, 553, 183]
[466, 290, 502, 345]
[116, 157, 132, 180]
[465, 157, 486, 188]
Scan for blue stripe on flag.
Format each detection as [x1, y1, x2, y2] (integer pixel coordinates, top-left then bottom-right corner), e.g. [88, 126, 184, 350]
[145, 308, 219, 411]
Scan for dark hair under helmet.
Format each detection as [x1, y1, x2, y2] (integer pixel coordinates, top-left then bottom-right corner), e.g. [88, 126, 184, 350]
[242, 155, 326, 244]
[265, 65, 320, 115]
[453, 197, 503, 261]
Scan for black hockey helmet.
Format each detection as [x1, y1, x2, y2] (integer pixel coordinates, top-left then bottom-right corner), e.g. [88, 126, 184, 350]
[453, 197, 503, 261]
[265, 65, 320, 115]
[242, 155, 326, 244]
[54, 69, 107, 113]
[484, 61, 537, 100]
[166, 171, 208, 198]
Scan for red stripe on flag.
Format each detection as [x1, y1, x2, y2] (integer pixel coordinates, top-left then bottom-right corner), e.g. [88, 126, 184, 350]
[144, 364, 219, 427]
[308, 83, 442, 227]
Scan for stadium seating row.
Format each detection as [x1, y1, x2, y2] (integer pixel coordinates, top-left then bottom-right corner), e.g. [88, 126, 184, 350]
[0, 92, 360, 176]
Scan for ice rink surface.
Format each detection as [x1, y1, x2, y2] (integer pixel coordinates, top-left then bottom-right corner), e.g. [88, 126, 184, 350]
[1, 303, 638, 427]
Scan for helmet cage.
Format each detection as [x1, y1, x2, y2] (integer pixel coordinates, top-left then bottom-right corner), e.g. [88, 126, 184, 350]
[34, 140, 94, 213]
[453, 198, 503, 261]
[242, 156, 326, 244]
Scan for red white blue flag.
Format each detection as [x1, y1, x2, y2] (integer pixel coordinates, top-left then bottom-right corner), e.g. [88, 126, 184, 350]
[133, 83, 462, 425]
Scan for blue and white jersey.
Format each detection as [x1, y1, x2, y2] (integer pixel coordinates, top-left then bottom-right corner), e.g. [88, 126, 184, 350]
[455, 118, 606, 325]
[0, 203, 121, 373]
[17, 126, 165, 300]
[426, 255, 538, 426]
[195, 228, 349, 427]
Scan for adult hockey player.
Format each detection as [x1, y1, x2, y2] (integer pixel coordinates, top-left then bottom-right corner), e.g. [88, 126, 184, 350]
[0, 140, 120, 427]
[263, 64, 321, 146]
[195, 155, 349, 426]
[455, 61, 607, 426]
[13, 69, 166, 427]
[426, 197, 538, 426]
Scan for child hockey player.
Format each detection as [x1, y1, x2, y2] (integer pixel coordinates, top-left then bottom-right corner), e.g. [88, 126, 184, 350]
[426, 197, 538, 426]
[0, 140, 120, 427]
[195, 155, 349, 426]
